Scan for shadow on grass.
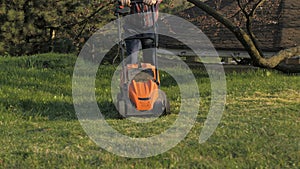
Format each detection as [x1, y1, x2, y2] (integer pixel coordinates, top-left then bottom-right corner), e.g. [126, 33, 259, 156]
[2, 98, 123, 121]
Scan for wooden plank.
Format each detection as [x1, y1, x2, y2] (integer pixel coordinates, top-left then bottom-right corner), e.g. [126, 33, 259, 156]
[285, 57, 300, 65]
[158, 48, 276, 58]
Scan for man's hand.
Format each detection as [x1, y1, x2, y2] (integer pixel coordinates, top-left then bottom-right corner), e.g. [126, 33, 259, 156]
[143, 0, 157, 5]
[120, 0, 131, 6]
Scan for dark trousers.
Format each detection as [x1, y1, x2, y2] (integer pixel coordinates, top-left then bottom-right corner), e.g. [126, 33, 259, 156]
[125, 33, 156, 65]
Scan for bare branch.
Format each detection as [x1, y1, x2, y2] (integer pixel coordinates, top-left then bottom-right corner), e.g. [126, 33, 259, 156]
[187, 0, 263, 62]
[186, 0, 299, 69]
[237, 0, 249, 18]
[245, 0, 267, 57]
[235, 0, 264, 57]
[46, 1, 114, 30]
[266, 46, 300, 68]
[250, 0, 267, 17]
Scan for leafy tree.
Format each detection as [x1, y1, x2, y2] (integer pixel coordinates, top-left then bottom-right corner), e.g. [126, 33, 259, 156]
[0, 0, 115, 56]
[0, 0, 192, 56]
[186, 0, 300, 72]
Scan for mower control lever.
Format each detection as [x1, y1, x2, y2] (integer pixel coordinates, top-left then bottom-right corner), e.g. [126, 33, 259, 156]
[115, 0, 147, 15]
[115, 6, 131, 15]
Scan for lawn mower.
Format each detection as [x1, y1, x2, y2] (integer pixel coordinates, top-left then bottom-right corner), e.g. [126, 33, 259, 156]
[115, 0, 170, 117]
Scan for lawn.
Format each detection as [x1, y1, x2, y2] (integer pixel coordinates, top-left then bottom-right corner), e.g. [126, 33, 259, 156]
[0, 53, 299, 168]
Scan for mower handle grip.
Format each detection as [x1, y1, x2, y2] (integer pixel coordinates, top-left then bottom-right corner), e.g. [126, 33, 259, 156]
[117, 0, 144, 4]
[131, 0, 144, 3]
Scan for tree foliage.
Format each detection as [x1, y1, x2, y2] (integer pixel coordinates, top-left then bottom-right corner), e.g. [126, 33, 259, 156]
[0, 0, 191, 56]
[0, 0, 115, 56]
[0, 0, 185, 57]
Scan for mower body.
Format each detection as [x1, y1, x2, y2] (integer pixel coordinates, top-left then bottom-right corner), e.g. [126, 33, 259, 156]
[127, 63, 159, 111]
[117, 63, 169, 117]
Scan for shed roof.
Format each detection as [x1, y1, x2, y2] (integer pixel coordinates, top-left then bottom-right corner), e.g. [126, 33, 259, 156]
[159, 0, 300, 52]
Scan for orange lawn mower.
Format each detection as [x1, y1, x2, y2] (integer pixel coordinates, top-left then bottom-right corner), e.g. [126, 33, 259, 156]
[115, 0, 170, 117]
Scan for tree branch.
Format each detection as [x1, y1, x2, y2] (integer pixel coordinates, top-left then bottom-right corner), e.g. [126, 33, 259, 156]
[46, 1, 114, 30]
[250, 0, 266, 17]
[186, 0, 300, 69]
[266, 45, 300, 68]
[246, 0, 267, 58]
[237, 0, 264, 57]
[237, 0, 248, 17]
[62, 3, 111, 29]
[187, 0, 264, 65]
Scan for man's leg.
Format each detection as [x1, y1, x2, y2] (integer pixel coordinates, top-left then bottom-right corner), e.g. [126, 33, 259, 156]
[125, 38, 140, 64]
[141, 33, 156, 65]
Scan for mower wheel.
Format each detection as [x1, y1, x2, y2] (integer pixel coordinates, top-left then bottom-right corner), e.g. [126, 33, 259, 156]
[118, 100, 126, 117]
[153, 101, 165, 116]
[153, 98, 171, 116]
[164, 99, 171, 115]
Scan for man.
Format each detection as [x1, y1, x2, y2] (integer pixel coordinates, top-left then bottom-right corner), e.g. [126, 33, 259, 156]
[120, 0, 162, 65]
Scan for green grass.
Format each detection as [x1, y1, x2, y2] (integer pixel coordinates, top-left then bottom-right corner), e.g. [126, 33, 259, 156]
[0, 54, 299, 168]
